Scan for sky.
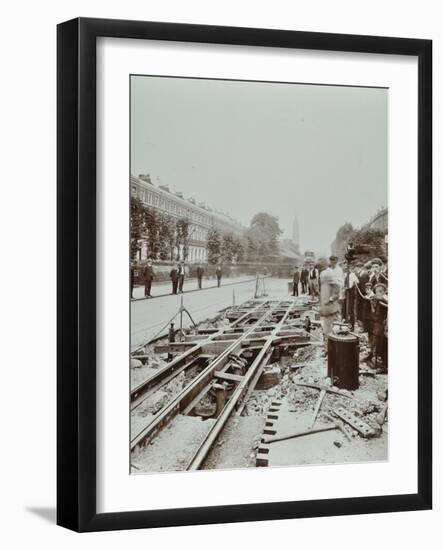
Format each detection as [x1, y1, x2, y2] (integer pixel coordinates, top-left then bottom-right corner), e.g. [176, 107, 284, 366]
[131, 75, 387, 257]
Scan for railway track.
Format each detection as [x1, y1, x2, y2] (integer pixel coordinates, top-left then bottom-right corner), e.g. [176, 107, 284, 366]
[130, 297, 313, 469]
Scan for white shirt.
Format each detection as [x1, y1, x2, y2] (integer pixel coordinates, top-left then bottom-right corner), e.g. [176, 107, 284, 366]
[330, 265, 344, 288]
[344, 271, 359, 289]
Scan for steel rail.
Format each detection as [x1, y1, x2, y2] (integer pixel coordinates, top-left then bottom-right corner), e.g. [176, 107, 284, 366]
[185, 300, 296, 471]
[130, 300, 268, 411]
[131, 300, 286, 450]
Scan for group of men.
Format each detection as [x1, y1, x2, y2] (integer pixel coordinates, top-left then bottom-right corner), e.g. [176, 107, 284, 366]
[130, 261, 224, 298]
[323, 256, 388, 371]
[292, 255, 389, 371]
[291, 265, 321, 297]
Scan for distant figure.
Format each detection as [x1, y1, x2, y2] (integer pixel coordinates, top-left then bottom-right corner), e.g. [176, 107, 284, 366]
[196, 264, 204, 289]
[292, 266, 300, 296]
[178, 262, 185, 293]
[300, 266, 309, 294]
[143, 260, 155, 298]
[215, 265, 222, 287]
[130, 265, 135, 299]
[170, 264, 179, 295]
[308, 266, 320, 297]
[167, 322, 175, 362]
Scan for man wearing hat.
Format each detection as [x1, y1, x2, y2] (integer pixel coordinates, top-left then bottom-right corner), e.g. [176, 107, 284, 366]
[369, 282, 388, 369]
[342, 262, 359, 330]
[177, 262, 185, 293]
[329, 255, 344, 288]
[300, 266, 309, 294]
[308, 265, 320, 297]
[292, 266, 300, 296]
[356, 261, 371, 324]
[319, 267, 341, 351]
[169, 264, 179, 295]
[369, 259, 384, 287]
[143, 260, 155, 298]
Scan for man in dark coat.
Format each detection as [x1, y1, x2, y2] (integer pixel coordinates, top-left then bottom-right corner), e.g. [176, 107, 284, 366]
[369, 260, 384, 287]
[130, 265, 135, 299]
[143, 260, 155, 297]
[369, 283, 388, 371]
[292, 267, 300, 296]
[308, 266, 320, 297]
[215, 265, 222, 287]
[177, 262, 185, 293]
[196, 264, 204, 289]
[300, 267, 309, 294]
[356, 261, 371, 323]
[170, 264, 179, 295]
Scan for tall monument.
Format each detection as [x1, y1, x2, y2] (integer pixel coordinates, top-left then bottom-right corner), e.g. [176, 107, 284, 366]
[292, 215, 300, 251]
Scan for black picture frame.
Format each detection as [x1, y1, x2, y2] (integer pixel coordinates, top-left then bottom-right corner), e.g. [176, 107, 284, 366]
[57, 17, 432, 532]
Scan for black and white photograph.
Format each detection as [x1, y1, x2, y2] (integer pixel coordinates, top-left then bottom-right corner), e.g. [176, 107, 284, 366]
[129, 75, 389, 473]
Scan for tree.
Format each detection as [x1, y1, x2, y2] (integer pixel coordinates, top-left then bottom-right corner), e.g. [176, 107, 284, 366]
[206, 226, 222, 264]
[245, 212, 283, 261]
[331, 222, 354, 259]
[176, 217, 190, 260]
[352, 228, 387, 261]
[222, 233, 236, 263]
[158, 211, 176, 260]
[143, 206, 161, 259]
[232, 236, 246, 263]
[130, 196, 144, 260]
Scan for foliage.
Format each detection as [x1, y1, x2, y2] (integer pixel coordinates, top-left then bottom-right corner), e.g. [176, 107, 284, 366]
[130, 196, 190, 262]
[206, 226, 222, 264]
[130, 197, 144, 260]
[176, 217, 191, 260]
[331, 222, 355, 259]
[245, 212, 282, 262]
[331, 220, 387, 263]
[352, 228, 387, 261]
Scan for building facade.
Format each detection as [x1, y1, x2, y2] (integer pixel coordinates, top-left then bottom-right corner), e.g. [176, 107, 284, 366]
[131, 174, 245, 263]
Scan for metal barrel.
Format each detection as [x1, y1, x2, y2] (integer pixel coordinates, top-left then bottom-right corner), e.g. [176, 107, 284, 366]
[327, 333, 360, 390]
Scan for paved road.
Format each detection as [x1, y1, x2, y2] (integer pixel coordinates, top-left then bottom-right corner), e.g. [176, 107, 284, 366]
[130, 276, 290, 351]
[131, 274, 257, 300]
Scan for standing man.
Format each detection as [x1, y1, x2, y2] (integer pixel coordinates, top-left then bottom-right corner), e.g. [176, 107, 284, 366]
[143, 260, 155, 298]
[369, 283, 388, 370]
[300, 266, 309, 294]
[329, 255, 344, 288]
[308, 265, 320, 297]
[215, 264, 222, 287]
[319, 267, 341, 352]
[356, 261, 371, 324]
[196, 264, 204, 289]
[178, 262, 185, 293]
[342, 263, 359, 330]
[292, 266, 300, 296]
[170, 264, 179, 295]
[130, 265, 135, 299]
[369, 259, 384, 287]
